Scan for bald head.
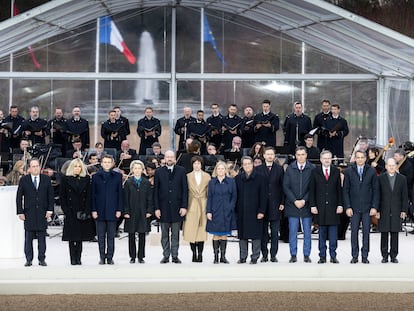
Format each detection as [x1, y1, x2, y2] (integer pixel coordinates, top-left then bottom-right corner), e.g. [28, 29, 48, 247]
[164, 150, 176, 166]
[386, 157, 397, 175]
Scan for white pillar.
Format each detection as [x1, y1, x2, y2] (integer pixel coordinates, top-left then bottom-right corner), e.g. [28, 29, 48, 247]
[170, 7, 177, 151]
[376, 77, 388, 146]
[410, 79, 414, 142]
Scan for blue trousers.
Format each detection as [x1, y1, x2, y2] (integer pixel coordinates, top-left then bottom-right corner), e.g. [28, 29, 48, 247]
[318, 225, 338, 258]
[96, 220, 117, 260]
[350, 212, 370, 259]
[288, 217, 312, 257]
[25, 230, 46, 262]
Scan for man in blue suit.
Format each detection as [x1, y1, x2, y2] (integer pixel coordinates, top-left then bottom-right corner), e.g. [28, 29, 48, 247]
[154, 150, 188, 264]
[91, 154, 123, 265]
[343, 150, 379, 264]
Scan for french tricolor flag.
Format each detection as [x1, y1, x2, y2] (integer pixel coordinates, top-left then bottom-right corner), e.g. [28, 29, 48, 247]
[99, 16, 136, 64]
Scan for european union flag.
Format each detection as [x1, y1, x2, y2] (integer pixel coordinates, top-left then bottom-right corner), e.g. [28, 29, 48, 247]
[203, 13, 226, 65]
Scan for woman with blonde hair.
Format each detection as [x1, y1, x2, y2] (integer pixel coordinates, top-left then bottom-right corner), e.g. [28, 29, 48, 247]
[123, 160, 153, 263]
[206, 161, 237, 263]
[6, 160, 26, 185]
[183, 155, 211, 262]
[60, 158, 95, 265]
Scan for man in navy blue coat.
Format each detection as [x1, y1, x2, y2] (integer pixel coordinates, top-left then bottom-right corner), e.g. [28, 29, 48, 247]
[343, 150, 379, 264]
[16, 158, 54, 267]
[154, 150, 188, 264]
[91, 154, 123, 265]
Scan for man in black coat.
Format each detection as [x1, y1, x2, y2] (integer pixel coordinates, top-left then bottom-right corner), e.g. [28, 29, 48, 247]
[256, 147, 284, 263]
[221, 104, 242, 150]
[325, 103, 349, 159]
[21, 106, 48, 146]
[206, 103, 223, 149]
[4, 105, 25, 149]
[313, 99, 331, 152]
[137, 107, 161, 155]
[16, 158, 54, 267]
[283, 102, 312, 155]
[309, 150, 343, 264]
[66, 106, 90, 151]
[254, 99, 279, 147]
[154, 150, 188, 264]
[376, 158, 408, 263]
[343, 150, 379, 264]
[174, 107, 196, 151]
[188, 110, 210, 154]
[394, 148, 413, 204]
[235, 156, 267, 264]
[47, 108, 67, 156]
[101, 110, 125, 151]
[240, 106, 255, 149]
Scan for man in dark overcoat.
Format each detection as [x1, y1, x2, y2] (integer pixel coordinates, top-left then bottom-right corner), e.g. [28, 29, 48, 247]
[16, 158, 54, 267]
[309, 150, 343, 264]
[91, 154, 123, 265]
[154, 150, 188, 264]
[256, 147, 284, 263]
[376, 158, 408, 263]
[343, 150, 379, 264]
[235, 156, 267, 264]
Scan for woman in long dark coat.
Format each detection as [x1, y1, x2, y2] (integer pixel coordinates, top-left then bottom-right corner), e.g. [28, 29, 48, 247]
[123, 160, 153, 263]
[60, 158, 95, 265]
[206, 161, 237, 264]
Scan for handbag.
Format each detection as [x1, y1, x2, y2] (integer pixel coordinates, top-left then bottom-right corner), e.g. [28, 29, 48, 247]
[76, 211, 91, 221]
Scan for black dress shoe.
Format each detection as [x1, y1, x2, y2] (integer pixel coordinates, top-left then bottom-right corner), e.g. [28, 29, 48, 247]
[250, 259, 258, 264]
[330, 258, 339, 264]
[318, 257, 326, 264]
[99, 259, 105, 265]
[391, 258, 399, 263]
[260, 257, 268, 263]
[160, 257, 169, 264]
[138, 258, 145, 264]
[237, 259, 246, 264]
[107, 259, 114, 265]
[172, 257, 182, 264]
[350, 257, 358, 264]
[24, 261, 32, 267]
[76, 261, 82, 265]
[130, 258, 136, 264]
[304, 256, 312, 263]
[289, 256, 297, 263]
[381, 257, 388, 263]
[270, 257, 278, 263]
[39, 261, 47, 266]
[362, 258, 370, 264]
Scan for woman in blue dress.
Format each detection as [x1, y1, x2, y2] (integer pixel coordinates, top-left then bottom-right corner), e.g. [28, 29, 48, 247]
[206, 161, 237, 264]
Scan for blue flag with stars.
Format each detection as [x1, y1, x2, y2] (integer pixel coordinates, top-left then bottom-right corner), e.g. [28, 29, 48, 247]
[203, 13, 226, 65]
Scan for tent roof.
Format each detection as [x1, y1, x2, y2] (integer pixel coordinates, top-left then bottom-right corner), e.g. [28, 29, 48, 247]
[1, 0, 414, 78]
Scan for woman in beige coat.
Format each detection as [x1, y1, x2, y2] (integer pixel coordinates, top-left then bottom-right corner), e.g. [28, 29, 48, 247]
[183, 155, 211, 262]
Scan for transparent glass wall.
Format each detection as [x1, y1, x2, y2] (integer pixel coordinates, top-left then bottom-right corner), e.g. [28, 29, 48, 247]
[387, 79, 409, 147]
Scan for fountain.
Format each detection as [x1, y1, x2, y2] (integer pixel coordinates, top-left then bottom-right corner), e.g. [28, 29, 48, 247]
[135, 31, 159, 105]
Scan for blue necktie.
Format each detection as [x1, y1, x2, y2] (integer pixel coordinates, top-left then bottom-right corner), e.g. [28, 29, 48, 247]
[359, 167, 363, 180]
[33, 176, 38, 189]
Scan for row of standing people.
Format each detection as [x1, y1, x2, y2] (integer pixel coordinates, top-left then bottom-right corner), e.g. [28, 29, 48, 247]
[16, 143, 408, 266]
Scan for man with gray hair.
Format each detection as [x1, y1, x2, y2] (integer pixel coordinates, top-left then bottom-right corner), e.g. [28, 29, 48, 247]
[309, 150, 343, 264]
[174, 107, 196, 150]
[376, 158, 408, 263]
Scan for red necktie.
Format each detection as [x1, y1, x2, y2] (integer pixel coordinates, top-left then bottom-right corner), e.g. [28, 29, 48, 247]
[325, 168, 329, 181]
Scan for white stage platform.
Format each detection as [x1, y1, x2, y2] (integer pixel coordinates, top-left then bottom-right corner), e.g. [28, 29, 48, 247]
[1, 225, 414, 295]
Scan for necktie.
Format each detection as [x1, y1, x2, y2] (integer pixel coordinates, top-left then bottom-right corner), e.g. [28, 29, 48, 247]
[33, 176, 38, 189]
[300, 165, 303, 171]
[359, 167, 363, 179]
[268, 166, 272, 172]
[325, 168, 329, 181]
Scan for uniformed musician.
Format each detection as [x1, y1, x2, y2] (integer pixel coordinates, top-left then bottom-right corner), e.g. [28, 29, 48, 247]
[137, 107, 161, 155]
[283, 101, 312, 154]
[206, 103, 223, 150]
[174, 107, 196, 151]
[65, 106, 90, 151]
[221, 104, 242, 150]
[101, 110, 125, 151]
[254, 99, 279, 147]
[21, 106, 48, 146]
